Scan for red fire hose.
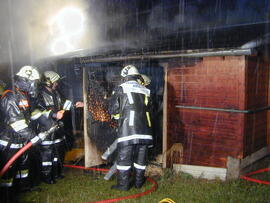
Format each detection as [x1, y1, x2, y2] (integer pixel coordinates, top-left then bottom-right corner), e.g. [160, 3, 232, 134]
[0, 124, 60, 177]
[240, 167, 270, 185]
[0, 142, 33, 177]
[64, 164, 158, 203]
[0, 136, 158, 203]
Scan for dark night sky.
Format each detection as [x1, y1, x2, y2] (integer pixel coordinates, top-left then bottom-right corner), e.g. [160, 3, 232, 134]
[99, 0, 270, 39]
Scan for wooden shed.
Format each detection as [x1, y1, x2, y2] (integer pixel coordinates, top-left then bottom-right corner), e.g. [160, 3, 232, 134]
[165, 52, 270, 180]
[45, 22, 270, 180]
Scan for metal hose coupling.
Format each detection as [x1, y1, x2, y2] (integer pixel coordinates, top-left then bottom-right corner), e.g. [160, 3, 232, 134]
[159, 198, 176, 203]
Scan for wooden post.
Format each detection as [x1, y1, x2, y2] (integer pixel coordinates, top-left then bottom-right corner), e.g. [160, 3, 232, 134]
[83, 68, 103, 167]
[162, 63, 168, 168]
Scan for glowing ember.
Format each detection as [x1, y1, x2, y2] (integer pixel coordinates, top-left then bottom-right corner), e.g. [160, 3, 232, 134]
[88, 89, 117, 128]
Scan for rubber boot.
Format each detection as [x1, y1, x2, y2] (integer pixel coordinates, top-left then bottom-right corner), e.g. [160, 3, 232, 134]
[0, 187, 18, 203]
[41, 174, 56, 184]
[111, 170, 130, 191]
[134, 168, 145, 189]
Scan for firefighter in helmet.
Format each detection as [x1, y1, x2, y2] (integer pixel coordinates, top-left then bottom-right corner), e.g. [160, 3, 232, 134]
[0, 66, 46, 201]
[34, 70, 69, 183]
[108, 65, 153, 191]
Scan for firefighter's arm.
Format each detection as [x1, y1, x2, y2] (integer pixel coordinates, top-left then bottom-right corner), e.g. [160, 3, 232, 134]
[108, 86, 122, 116]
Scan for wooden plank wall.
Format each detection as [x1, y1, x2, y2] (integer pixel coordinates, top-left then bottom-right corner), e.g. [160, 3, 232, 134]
[244, 56, 269, 156]
[167, 56, 268, 168]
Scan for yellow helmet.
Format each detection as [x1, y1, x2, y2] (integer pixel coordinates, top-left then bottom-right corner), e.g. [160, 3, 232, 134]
[43, 71, 60, 86]
[141, 74, 151, 86]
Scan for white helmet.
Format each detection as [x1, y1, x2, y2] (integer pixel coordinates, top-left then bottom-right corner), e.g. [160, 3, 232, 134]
[16, 66, 40, 80]
[44, 71, 60, 85]
[121, 65, 140, 77]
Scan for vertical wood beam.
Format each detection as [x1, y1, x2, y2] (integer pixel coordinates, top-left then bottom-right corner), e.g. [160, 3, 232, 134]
[267, 62, 270, 150]
[162, 63, 168, 168]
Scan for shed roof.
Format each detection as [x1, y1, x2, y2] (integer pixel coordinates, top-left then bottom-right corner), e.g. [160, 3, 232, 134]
[53, 21, 270, 62]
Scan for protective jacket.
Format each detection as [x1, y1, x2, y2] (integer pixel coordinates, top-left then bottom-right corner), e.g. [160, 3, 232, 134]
[0, 89, 38, 190]
[0, 90, 37, 145]
[37, 86, 64, 117]
[108, 80, 153, 147]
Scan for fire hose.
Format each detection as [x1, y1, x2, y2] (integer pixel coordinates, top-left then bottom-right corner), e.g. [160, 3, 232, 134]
[240, 167, 270, 185]
[64, 164, 158, 203]
[0, 117, 158, 202]
[0, 124, 61, 177]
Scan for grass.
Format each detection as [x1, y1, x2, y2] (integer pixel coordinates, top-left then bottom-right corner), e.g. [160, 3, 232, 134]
[20, 167, 270, 203]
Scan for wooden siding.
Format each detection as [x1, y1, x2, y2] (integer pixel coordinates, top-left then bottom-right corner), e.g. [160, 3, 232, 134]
[167, 56, 269, 168]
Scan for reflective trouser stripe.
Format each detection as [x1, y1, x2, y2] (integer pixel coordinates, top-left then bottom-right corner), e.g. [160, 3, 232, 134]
[0, 178, 13, 187]
[15, 170, 29, 179]
[146, 111, 151, 127]
[116, 165, 131, 171]
[129, 110, 135, 126]
[118, 134, 152, 143]
[134, 163, 146, 170]
[42, 162, 52, 166]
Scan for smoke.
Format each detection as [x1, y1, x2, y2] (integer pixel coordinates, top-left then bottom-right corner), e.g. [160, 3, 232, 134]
[0, 0, 102, 67]
[0, 0, 269, 69]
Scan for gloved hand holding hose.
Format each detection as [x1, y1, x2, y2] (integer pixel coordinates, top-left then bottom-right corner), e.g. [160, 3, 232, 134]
[0, 123, 63, 177]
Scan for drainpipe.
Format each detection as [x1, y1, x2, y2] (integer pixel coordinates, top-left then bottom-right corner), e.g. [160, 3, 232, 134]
[241, 33, 270, 49]
[175, 105, 270, 114]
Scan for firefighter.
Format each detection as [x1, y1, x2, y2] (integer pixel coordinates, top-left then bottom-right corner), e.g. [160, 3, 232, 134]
[0, 66, 46, 202]
[108, 65, 153, 191]
[35, 70, 70, 182]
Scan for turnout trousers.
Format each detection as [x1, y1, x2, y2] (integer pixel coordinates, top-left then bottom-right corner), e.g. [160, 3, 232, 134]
[116, 144, 148, 189]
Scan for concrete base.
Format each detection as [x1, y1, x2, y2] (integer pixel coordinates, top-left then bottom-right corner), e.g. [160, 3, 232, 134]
[173, 164, 227, 180]
[173, 147, 269, 180]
